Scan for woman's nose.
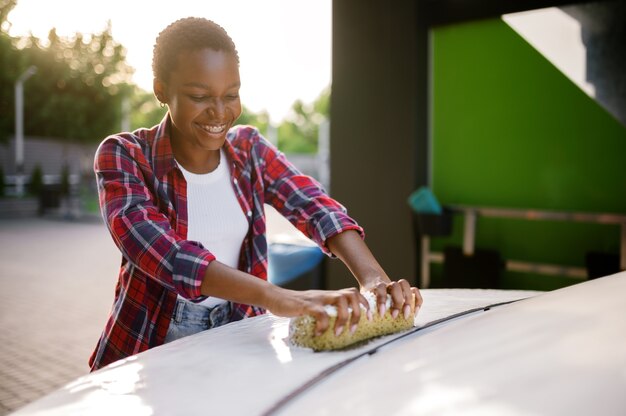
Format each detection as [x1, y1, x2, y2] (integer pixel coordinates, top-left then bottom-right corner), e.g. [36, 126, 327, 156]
[207, 99, 225, 118]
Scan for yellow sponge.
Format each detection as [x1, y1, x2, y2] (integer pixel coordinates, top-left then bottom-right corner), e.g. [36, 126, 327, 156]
[288, 293, 415, 351]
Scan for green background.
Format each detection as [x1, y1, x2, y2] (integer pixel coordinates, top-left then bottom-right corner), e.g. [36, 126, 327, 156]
[430, 18, 626, 290]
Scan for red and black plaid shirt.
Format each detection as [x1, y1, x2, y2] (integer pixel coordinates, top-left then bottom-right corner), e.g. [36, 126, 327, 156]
[89, 115, 363, 371]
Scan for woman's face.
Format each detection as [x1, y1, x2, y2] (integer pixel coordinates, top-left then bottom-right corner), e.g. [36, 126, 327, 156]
[155, 48, 242, 153]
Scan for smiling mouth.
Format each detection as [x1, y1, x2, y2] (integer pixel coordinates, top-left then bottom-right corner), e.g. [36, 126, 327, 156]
[198, 123, 227, 134]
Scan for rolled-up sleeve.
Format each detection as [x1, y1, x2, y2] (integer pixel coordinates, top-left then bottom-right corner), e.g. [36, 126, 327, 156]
[258, 133, 364, 255]
[95, 137, 213, 300]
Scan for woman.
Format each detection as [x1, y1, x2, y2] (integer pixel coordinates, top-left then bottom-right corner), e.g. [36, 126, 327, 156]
[90, 17, 422, 371]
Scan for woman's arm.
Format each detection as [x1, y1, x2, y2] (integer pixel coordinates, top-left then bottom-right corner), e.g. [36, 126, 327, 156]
[242, 130, 421, 329]
[96, 136, 214, 300]
[201, 261, 369, 336]
[200, 230, 424, 337]
[255, 130, 364, 256]
[326, 230, 423, 319]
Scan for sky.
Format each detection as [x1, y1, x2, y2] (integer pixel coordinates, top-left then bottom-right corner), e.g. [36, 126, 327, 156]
[7, 0, 332, 123]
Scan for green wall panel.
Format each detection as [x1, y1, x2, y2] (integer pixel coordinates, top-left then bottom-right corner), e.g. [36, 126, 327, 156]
[431, 18, 626, 290]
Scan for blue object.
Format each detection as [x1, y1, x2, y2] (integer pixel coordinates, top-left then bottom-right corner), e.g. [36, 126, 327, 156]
[407, 187, 442, 214]
[268, 243, 324, 286]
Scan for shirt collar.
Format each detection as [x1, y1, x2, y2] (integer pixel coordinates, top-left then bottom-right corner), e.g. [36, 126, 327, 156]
[223, 129, 245, 171]
[152, 113, 177, 179]
[151, 114, 245, 179]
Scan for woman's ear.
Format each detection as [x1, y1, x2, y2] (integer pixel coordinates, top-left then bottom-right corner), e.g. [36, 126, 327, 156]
[153, 79, 167, 105]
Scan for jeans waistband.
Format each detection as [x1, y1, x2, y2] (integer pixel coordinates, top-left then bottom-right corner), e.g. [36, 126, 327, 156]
[172, 297, 232, 329]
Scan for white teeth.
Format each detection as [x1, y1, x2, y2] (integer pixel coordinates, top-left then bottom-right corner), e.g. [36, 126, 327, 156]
[199, 124, 226, 134]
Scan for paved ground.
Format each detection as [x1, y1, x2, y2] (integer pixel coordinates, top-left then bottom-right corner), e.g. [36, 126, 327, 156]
[0, 207, 301, 415]
[0, 216, 119, 415]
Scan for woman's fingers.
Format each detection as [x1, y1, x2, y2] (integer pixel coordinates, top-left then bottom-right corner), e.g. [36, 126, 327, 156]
[332, 288, 368, 336]
[373, 281, 388, 316]
[397, 279, 414, 319]
[357, 290, 372, 321]
[412, 286, 423, 313]
[333, 295, 350, 336]
[312, 306, 330, 336]
[387, 280, 405, 319]
[346, 288, 364, 333]
[298, 283, 421, 338]
[370, 279, 420, 320]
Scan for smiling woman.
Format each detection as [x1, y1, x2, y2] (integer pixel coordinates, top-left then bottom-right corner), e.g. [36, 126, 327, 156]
[89, 16, 422, 372]
[152, 19, 243, 172]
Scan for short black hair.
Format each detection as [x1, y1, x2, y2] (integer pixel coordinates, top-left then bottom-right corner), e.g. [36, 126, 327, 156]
[152, 17, 239, 82]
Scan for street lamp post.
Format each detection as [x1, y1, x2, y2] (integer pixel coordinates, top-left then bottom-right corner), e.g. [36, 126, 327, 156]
[14, 65, 37, 197]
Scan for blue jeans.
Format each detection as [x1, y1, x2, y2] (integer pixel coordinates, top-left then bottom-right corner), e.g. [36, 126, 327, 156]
[164, 298, 232, 343]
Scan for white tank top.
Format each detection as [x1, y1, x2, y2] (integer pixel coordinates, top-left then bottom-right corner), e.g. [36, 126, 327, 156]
[176, 149, 249, 307]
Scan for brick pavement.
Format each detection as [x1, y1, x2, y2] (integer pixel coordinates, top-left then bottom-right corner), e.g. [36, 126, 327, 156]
[0, 217, 119, 415]
[0, 207, 302, 414]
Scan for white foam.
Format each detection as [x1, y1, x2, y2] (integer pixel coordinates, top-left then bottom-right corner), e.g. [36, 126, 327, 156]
[322, 291, 392, 317]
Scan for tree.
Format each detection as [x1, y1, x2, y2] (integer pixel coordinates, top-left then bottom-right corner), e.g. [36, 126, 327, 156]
[0, 0, 19, 143]
[24, 24, 134, 142]
[0, 20, 135, 143]
[237, 106, 270, 136]
[130, 87, 167, 131]
[0, 5, 331, 156]
[277, 86, 330, 153]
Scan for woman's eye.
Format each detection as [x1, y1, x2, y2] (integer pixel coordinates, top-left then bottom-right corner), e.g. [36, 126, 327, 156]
[189, 95, 207, 102]
[226, 94, 239, 100]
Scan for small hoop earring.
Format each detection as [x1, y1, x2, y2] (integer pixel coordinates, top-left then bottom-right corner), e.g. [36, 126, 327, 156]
[160, 102, 166, 109]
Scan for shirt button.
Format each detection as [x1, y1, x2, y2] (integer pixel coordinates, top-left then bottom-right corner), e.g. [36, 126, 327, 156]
[246, 211, 252, 217]
[233, 178, 238, 185]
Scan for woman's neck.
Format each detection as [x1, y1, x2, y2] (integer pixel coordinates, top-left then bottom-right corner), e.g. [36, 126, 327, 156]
[171, 139, 221, 174]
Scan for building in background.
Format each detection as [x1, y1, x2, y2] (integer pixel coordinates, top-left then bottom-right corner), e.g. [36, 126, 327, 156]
[329, 0, 625, 291]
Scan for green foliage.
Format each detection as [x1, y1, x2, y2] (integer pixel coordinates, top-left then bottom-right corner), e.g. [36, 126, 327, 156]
[0, 5, 331, 156]
[0, 0, 12, 141]
[130, 88, 167, 131]
[312, 85, 330, 117]
[0, 20, 134, 143]
[28, 164, 43, 196]
[237, 106, 270, 136]
[277, 120, 315, 153]
[277, 86, 330, 154]
[0, 30, 18, 142]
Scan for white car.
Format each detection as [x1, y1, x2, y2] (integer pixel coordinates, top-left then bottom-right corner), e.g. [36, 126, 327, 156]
[12, 272, 626, 416]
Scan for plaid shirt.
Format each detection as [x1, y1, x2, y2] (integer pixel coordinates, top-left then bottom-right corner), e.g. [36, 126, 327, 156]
[89, 115, 363, 371]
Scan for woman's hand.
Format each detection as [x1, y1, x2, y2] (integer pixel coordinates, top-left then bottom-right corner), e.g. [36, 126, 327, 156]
[266, 287, 370, 337]
[201, 262, 372, 336]
[361, 278, 423, 320]
[325, 230, 423, 321]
